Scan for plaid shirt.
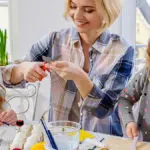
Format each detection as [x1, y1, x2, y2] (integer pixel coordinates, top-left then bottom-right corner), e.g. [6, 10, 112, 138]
[3, 27, 134, 133]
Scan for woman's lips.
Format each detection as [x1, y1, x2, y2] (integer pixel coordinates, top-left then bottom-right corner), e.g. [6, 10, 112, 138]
[75, 21, 89, 26]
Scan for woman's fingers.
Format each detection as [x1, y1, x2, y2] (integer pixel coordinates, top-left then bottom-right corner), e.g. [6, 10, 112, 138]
[35, 62, 48, 80]
[26, 72, 41, 82]
[24, 62, 48, 82]
[54, 61, 68, 68]
[49, 66, 63, 72]
[46, 61, 67, 69]
[31, 71, 41, 79]
[36, 62, 48, 77]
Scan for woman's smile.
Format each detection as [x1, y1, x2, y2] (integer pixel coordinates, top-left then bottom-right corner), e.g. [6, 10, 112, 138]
[75, 20, 89, 27]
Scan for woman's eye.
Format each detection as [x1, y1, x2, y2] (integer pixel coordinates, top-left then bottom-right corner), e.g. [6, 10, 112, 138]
[70, 5, 76, 9]
[85, 9, 94, 13]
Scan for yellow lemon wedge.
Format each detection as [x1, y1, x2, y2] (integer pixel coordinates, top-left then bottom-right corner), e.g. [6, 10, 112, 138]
[66, 129, 94, 142]
[67, 131, 78, 136]
[80, 129, 95, 142]
[30, 142, 45, 150]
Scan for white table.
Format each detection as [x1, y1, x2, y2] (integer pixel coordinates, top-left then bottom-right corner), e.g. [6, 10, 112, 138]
[0, 126, 16, 150]
[0, 126, 110, 150]
[79, 132, 110, 150]
[1, 126, 150, 150]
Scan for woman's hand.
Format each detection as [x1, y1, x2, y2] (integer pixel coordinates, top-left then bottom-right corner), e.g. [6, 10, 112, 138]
[20, 62, 48, 82]
[46, 61, 82, 81]
[0, 109, 17, 126]
[126, 122, 139, 139]
[46, 61, 93, 98]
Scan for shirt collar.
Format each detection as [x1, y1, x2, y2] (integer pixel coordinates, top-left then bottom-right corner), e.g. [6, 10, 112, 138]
[92, 30, 111, 53]
[92, 30, 121, 53]
[70, 27, 80, 45]
[70, 28, 120, 53]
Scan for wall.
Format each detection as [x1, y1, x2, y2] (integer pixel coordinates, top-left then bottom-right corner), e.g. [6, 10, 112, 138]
[9, 0, 70, 60]
[110, 0, 136, 46]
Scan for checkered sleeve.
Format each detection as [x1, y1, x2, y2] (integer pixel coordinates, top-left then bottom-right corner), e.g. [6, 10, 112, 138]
[2, 32, 54, 86]
[82, 46, 135, 119]
[25, 33, 53, 61]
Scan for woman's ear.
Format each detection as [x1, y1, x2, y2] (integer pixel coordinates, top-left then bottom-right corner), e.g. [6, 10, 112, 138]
[102, 19, 106, 26]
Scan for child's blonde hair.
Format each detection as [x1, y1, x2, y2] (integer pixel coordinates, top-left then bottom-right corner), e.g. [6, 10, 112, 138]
[146, 39, 150, 71]
[0, 84, 6, 110]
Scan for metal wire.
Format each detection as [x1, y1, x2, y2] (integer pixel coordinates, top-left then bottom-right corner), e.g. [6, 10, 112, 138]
[7, 83, 37, 114]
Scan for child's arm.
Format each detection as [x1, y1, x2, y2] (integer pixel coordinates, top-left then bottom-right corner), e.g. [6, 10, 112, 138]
[0, 84, 17, 126]
[118, 68, 148, 138]
[0, 109, 17, 126]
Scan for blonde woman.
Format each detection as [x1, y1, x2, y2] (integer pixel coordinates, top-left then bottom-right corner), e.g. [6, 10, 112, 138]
[3, 0, 134, 134]
[0, 84, 17, 126]
[118, 39, 150, 142]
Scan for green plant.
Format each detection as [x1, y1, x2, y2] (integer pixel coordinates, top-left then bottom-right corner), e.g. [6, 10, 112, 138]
[0, 29, 8, 66]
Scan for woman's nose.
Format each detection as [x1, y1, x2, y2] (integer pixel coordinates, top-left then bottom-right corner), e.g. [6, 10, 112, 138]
[74, 8, 84, 19]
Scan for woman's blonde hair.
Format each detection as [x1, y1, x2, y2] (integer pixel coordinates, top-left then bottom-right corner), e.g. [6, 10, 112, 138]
[146, 39, 150, 71]
[64, 0, 122, 33]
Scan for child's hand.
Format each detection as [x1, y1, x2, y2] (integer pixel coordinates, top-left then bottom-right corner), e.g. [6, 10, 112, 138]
[126, 122, 139, 139]
[0, 109, 17, 126]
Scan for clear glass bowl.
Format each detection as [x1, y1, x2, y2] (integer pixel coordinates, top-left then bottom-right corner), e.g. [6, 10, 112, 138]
[44, 121, 80, 150]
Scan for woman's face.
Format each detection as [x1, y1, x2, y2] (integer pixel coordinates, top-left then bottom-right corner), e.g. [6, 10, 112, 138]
[69, 0, 104, 33]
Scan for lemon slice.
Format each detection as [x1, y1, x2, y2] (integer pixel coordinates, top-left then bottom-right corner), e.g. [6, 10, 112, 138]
[80, 129, 95, 142]
[67, 131, 78, 136]
[67, 129, 95, 142]
[30, 142, 45, 150]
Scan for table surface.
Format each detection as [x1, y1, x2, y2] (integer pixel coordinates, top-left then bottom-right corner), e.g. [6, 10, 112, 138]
[1, 126, 150, 150]
[0, 126, 16, 150]
[0, 126, 111, 150]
